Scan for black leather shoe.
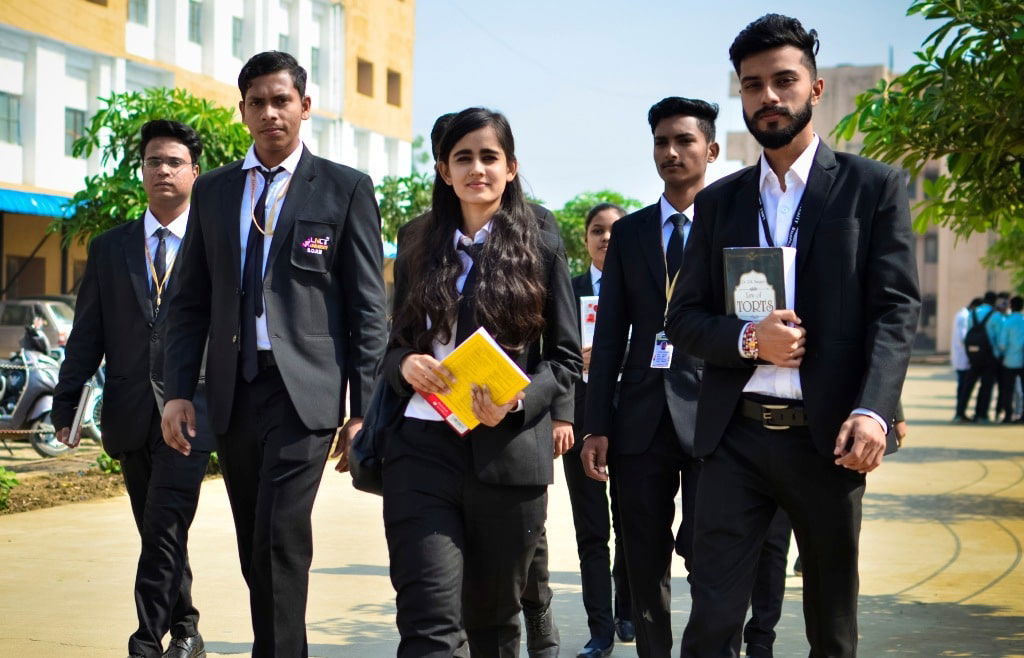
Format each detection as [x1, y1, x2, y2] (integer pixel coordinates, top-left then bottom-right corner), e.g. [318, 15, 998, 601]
[524, 605, 560, 657]
[614, 617, 635, 642]
[577, 637, 614, 657]
[162, 633, 206, 658]
[746, 642, 773, 657]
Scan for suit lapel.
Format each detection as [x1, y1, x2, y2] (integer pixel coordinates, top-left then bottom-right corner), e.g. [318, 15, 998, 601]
[637, 204, 666, 296]
[122, 219, 155, 324]
[572, 273, 594, 299]
[266, 148, 316, 274]
[795, 143, 838, 274]
[726, 164, 762, 249]
[222, 164, 247, 287]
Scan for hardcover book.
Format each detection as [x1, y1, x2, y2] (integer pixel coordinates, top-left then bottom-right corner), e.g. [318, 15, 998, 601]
[419, 327, 531, 436]
[723, 247, 796, 321]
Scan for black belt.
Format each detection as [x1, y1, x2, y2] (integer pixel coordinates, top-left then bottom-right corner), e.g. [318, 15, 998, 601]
[256, 350, 276, 370]
[739, 398, 807, 430]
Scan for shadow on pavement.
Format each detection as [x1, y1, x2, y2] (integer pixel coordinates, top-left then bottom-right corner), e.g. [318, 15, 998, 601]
[864, 492, 1024, 521]
[312, 563, 389, 577]
[857, 595, 1024, 656]
[888, 446, 1024, 463]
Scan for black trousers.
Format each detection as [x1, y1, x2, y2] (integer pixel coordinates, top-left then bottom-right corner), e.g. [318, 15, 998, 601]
[383, 418, 547, 658]
[613, 409, 699, 658]
[521, 529, 559, 657]
[119, 404, 209, 658]
[563, 439, 631, 642]
[217, 365, 334, 658]
[997, 367, 1023, 419]
[742, 509, 792, 656]
[681, 414, 865, 658]
[957, 364, 998, 419]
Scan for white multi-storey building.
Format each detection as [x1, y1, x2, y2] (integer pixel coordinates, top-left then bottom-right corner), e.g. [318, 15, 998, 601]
[0, 0, 414, 297]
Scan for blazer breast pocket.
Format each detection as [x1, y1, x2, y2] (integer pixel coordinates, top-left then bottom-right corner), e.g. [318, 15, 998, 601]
[291, 219, 338, 272]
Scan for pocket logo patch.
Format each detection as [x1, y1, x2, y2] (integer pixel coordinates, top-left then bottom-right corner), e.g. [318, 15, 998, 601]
[301, 236, 331, 255]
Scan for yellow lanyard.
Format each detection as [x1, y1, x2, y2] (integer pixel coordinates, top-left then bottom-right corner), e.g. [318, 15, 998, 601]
[249, 168, 291, 236]
[144, 237, 175, 310]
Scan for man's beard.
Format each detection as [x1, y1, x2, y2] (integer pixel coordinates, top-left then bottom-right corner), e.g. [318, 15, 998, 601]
[743, 97, 813, 149]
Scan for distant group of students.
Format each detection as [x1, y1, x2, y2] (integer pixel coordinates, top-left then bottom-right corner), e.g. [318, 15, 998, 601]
[52, 11, 922, 658]
[952, 291, 1024, 424]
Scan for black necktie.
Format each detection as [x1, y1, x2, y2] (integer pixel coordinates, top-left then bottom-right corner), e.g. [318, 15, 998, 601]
[151, 227, 169, 311]
[455, 241, 483, 346]
[240, 167, 281, 382]
[665, 212, 688, 281]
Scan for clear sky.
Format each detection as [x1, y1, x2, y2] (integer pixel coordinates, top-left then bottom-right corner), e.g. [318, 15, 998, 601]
[412, 0, 935, 208]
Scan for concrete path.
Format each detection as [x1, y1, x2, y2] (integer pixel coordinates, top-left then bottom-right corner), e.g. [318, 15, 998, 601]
[1, 364, 1022, 656]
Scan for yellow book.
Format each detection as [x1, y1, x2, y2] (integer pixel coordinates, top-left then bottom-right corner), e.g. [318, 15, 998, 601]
[420, 327, 531, 436]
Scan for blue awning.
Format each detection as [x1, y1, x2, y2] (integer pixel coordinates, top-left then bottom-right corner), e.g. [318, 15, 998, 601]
[0, 188, 75, 219]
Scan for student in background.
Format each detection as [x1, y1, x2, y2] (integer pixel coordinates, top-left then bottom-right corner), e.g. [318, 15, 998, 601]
[565, 202, 634, 657]
[952, 297, 982, 423]
[996, 296, 1024, 423]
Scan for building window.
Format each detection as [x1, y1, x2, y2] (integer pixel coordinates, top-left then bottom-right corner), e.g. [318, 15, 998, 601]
[923, 166, 939, 200]
[310, 47, 321, 85]
[232, 17, 244, 58]
[0, 92, 21, 145]
[924, 233, 938, 264]
[65, 108, 86, 157]
[128, 0, 148, 24]
[357, 59, 373, 97]
[188, 0, 202, 44]
[387, 69, 401, 107]
[278, 34, 290, 54]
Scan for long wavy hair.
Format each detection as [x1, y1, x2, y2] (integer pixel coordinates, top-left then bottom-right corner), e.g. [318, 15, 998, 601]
[392, 108, 546, 354]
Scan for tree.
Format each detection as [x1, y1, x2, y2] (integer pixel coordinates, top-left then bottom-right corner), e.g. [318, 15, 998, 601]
[375, 170, 434, 242]
[58, 87, 251, 244]
[554, 190, 643, 274]
[834, 0, 1024, 290]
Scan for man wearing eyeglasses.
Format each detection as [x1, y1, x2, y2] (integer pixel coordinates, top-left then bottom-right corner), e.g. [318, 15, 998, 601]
[53, 119, 214, 658]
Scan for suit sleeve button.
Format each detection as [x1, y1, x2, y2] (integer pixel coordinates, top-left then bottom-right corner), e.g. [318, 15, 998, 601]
[232, 334, 238, 344]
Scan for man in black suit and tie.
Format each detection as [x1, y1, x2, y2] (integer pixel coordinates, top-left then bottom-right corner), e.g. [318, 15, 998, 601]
[53, 120, 213, 658]
[161, 52, 387, 657]
[666, 15, 920, 657]
[579, 97, 718, 657]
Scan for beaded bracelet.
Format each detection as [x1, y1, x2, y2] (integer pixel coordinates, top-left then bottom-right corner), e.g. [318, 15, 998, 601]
[741, 322, 759, 359]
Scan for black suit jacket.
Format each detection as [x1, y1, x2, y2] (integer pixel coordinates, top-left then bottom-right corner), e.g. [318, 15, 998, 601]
[665, 143, 921, 458]
[570, 272, 594, 432]
[583, 203, 701, 456]
[164, 147, 388, 433]
[382, 224, 582, 487]
[53, 218, 214, 455]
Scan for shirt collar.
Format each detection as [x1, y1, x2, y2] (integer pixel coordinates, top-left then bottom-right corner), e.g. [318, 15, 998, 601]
[589, 263, 602, 288]
[242, 141, 305, 175]
[758, 133, 820, 192]
[453, 221, 493, 249]
[143, 206, 189, 240]
[659, 195, 695, 225]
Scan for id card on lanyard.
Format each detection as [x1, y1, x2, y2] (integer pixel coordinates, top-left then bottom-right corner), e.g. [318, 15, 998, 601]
[651, 251, 682, 369]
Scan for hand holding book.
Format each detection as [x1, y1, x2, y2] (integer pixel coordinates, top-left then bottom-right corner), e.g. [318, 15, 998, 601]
[753, 310, 807, 368]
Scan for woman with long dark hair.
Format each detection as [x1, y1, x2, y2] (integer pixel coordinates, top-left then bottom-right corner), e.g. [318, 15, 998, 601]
[380, 107, 581, 656]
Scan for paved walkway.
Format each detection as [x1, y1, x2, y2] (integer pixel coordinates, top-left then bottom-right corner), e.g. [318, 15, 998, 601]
[1, 365, 1023, 656]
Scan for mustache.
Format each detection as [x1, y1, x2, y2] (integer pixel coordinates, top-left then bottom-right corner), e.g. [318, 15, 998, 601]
[754, 105, 796, 120]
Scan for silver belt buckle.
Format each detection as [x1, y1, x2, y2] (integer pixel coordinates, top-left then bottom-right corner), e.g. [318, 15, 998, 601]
[761, 404, 791, 430]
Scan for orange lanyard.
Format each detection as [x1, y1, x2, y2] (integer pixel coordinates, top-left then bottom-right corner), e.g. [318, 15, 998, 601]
[144, 237, 175, 309]
[249, 168, 291, 236]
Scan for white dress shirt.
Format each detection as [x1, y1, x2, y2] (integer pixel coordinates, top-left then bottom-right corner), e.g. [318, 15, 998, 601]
[405, 223, 493, 421]
[739, 135, 887, 433]
[659, 195, 695, 254]
[143, 207, 188, 291]
[239, 142, 305, 351]
[589, 264, 602, 296]
[951, 306, 970, 371]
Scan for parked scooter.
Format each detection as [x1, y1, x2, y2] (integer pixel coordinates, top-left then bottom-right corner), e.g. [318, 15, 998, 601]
[0, 325, 63, 458]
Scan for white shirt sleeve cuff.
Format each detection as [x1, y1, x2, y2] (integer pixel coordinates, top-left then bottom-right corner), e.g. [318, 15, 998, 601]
[851, 408, 888, 435]
[512, 399, 524, 413]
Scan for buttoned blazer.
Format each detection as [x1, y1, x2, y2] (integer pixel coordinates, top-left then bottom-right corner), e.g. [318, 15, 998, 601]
[53, 218, 214, 454]
[583, 203, 702, 456]
[163, 148, 388, 433]
[665, 143, 921, 457]
[382, 221, 582, 487]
